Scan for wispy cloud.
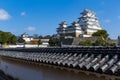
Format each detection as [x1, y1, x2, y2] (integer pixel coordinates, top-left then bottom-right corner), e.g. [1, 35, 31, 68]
[25, 26, 36, 31]
[21, 12, 26, 16]
[118, 16, 120, 19]
[0, 9, 11, 20]
[101, 1, 105, 5]
[96, 11, 104, 15]
[104, 19, 111, 23]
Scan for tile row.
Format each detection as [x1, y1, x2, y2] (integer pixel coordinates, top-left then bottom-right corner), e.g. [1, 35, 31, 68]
[0, 50, 120, 76]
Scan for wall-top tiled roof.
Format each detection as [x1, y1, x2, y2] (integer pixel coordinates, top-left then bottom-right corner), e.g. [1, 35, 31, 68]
[0, 47, 120, 76]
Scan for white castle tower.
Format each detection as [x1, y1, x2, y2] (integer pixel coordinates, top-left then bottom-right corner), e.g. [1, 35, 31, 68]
[56, 21, 67, 37]
[57, 9, 102, 38]
[78, 9, 102, 37]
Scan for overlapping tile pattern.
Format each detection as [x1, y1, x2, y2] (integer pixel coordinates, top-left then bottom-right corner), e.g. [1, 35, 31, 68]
[0, 47, 120, 76]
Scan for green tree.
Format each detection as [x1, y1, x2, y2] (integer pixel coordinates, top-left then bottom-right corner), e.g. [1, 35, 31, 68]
[79, 39, 92, 46]
[93, 38, 104, 46]
[85, 39, 92, 46]
[92, 30, 112, 46]
[1, 32, 10, 44]
[0, 31, 17, 45]
[49, 38, 60, 46]
[0, 31, 3, 44]
[109, 43, 116, 46]
[92, 30, 109, 39]
[9, 35, 17, 44]
[17, 38, 25, 43]
[38, 39, 42, 45]
[93, 37, 109, 46]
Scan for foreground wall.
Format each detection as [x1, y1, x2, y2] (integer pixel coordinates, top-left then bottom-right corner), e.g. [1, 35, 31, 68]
[0, 47, 120, 80]
[0, 57, 120, 80]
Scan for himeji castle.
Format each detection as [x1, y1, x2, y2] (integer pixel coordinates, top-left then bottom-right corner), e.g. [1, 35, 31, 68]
[57, 9, 102, 38]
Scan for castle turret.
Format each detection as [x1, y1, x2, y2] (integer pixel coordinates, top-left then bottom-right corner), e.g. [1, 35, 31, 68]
[57, 21, 68, 37]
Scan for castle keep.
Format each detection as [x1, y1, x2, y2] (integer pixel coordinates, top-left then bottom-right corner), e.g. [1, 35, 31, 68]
[57, 9, 102, 38]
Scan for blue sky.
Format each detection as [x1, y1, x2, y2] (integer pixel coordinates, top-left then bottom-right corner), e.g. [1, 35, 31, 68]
[0, 0, 119, 39]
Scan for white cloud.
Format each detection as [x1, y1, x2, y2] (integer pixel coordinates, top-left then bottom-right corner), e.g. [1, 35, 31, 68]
[21, 12, 26, 16]
[25, 26, 36, 31]
[104, 19, 111, 23]
[0, 9, 11, 20]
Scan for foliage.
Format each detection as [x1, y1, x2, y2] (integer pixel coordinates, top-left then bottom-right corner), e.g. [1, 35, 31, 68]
[17, 38, 25, 44]
[9, 35, 17, 44]
[79, 39, 92, 46]
[93, 37, 108, 46]
[90, 30, 114, 46]
[38, 39, 42, 45]
[109, 43, 116, 46]
[49, 38, 60, 46]
[0, 31, 17, 45]
[79, 38, 116, 47]
[92, 30, 109, 39]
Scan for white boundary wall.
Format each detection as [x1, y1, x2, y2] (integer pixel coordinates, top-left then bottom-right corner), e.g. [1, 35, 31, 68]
[8, 44, 47, 48]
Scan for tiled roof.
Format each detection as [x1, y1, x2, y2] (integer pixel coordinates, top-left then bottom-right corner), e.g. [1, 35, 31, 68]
[0, 47, 120, 76]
